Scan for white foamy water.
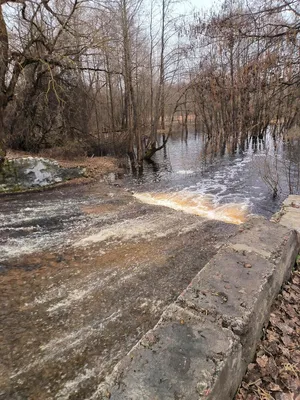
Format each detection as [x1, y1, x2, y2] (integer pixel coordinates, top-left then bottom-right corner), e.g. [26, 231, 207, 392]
[176, 170, 195, 175]
[0, 197, 111, 262]
[184, 156, 254, 206]
[134, 192, 248, 224]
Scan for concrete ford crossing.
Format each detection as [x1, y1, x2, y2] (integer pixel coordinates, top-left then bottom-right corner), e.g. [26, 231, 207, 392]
[99, 215, 299, 400]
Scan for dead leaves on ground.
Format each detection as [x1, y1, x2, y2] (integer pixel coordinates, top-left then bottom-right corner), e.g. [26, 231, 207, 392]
[236, 270, 300, 400]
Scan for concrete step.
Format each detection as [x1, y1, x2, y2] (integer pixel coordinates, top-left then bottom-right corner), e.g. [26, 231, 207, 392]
[98, 215, 299, 400]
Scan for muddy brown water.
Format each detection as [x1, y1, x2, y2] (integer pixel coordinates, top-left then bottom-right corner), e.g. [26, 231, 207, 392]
[0, 181, 239, 400]
[125, 131, 300, 218]
[2, 131, 300, 399]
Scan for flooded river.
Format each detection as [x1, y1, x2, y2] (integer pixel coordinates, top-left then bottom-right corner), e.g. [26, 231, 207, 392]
[126, 131, 300, 219]
[1, 130, 299, 399]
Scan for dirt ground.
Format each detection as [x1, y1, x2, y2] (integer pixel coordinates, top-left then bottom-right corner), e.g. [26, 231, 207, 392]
[236, 266, 300, 400]
[0, 180, 238, 400]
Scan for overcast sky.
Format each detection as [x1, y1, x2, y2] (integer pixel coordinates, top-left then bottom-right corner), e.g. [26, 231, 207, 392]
[189, 0, 216, 9]
[177, 0, 220, 15]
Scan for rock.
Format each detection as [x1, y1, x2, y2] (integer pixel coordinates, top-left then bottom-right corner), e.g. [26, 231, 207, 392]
[0, 157, 84, 193]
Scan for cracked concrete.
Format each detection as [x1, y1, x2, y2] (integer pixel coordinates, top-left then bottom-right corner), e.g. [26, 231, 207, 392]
[99, 215, 299, 400]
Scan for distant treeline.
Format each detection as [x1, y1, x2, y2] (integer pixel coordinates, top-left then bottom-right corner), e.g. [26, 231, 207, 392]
[0, 0, 299, 167]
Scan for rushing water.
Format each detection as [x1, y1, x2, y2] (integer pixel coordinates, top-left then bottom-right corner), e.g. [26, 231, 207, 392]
[125, 130, 300, 220]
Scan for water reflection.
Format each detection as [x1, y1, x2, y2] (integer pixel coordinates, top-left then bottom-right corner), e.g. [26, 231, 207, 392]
[251, 134, 265, 152]
[126, 129, 300, 218]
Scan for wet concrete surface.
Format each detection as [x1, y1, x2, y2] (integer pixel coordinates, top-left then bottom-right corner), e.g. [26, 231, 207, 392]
[0, 182, 238, 400]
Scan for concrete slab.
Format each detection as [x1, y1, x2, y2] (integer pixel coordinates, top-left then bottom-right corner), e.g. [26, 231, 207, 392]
[98, 305, 243, 400]
[273, 195, 300, 234]
[229, 216, 299, 280]
[177, 228, 298, 363]
[283, 195, 300, 208]
[228, 216, 293, 259]
[177, 247, 276, 323]
[279, 211, 300, 232]
[98, 216, 299, 400]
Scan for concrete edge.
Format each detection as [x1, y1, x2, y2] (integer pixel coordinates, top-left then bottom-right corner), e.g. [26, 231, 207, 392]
[94, 215, 300, 400]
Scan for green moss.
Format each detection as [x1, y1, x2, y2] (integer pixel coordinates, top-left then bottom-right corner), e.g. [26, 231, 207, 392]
[0, 184, 21, 193]
[0, 160, 19, 184]
[10, 184, 22, 192]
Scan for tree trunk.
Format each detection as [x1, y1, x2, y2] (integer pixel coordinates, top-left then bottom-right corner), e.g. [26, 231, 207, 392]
[0, 5, 8, 168]
[0, 104, 5, 169]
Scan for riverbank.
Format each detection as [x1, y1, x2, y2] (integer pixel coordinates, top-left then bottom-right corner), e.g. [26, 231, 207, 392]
[7, 149, 122, 179]
[0, 150, 124, 196]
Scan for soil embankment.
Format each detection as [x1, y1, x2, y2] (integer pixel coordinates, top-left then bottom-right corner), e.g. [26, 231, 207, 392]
[2, 151, 122, 194]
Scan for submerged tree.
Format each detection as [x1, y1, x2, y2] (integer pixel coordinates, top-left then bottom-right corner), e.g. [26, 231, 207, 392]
[186, 0, 300, 157]
[0, 0, 299, 176]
